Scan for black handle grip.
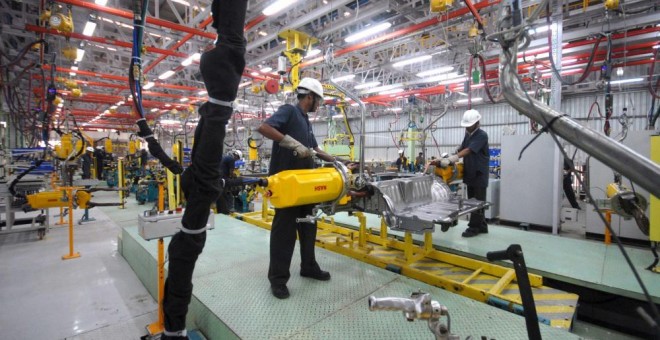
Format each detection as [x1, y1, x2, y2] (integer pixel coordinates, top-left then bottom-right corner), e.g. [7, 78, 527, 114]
[487, 249, 509, 262]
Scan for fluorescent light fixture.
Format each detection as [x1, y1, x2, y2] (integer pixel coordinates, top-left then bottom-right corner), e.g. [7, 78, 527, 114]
[171, 0, 190, 6]
[179, 97, 189, 102]
[165, 104, 171, 107]
[158, 70, 175, 80]
[106, 47, 117, 52]
[181, 53, 201, 66]
[70, 66, 78, 76]
[82, 21, 97, 36]
[239, 81, 252, 88]
[653, 45, 660, 49]
[260, 67, 273, 73]
[307, 49, 321, 57]
[456, 97, 483, 104]
[263, 0, 299, 16]
[416, 66, 455, 78]
[609, 77, 644, 85]
[150, 108, 158, 112]
[117, 101, 124, 105]
[57, 103, 64, 108]
[389, 107, 402, 112]
[110, 105, 118, 109]
[75, 48, 85, 62]
[250, 71, 260, 76]
[392, 55, 432, 68]
[143, 81, 155, 89]
[331, 74, 355, 82]
[419, 72, 460, 83]
[354, 81, 381, 90]
[439, 76, 468, 85]
[345, 22, 391, 43]
[198, 90, 207, 96]
[361, 83, 402, 94]
[379, 88, 404, 96]
[258, 31, 268, 36]
[95, 0, 108, 5]
[350, 102, 359, 107]
[160, 119, 181, 125]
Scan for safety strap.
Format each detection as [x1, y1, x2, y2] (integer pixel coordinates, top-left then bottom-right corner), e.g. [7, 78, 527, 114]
[208, 97, 234, 108]
[163, 329, 187, 337]
[180, 225, 208, 234]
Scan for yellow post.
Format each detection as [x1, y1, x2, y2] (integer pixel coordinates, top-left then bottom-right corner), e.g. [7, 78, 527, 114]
[56, 206, 66, 226]
[118, 158, 125, 209]
[650, 135, 659, 243]
[379, 217, 389, 246]
[356, 212, 367, 249]
[146, 238, 165, 335]
[62, 188, 80, 260]
[404, 232, 414, 262]
[424, 232, 433, 253]
[158, 182, 165, 212]
[167, 168, 176, 210]
[604, 211, 612, 245]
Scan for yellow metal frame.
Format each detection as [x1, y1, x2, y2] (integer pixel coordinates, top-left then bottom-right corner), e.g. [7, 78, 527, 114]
[118, 158, 125, 209]
[278, 29, 318, 89]
[236, 197, 577, 329]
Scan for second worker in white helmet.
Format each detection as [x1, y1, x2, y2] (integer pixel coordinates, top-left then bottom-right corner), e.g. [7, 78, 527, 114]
[257, 77, 341, 299]
[432, 109, 490, 237]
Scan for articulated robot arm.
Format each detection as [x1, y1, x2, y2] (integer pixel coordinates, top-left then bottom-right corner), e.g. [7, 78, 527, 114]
[255, 161, 486, 234]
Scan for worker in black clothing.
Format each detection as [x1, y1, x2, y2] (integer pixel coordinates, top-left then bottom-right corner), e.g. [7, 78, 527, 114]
[563, 158, 581, 209]
[161, 0, 248, 339]
[431, 109, 489, 237]
[216, 150, 241, 214]
[93, 146, 105, 180]
[81, 147, 93, 179]
[140, 149, 149, 169]
[257, 77, 340, 300]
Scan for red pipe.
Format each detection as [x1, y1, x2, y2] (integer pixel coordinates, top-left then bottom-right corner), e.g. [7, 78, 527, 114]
[25, 24, 188, 58]
[144, 16, 213, 74]
[463, 0, 486, 32]
[300, 0, 501, 68]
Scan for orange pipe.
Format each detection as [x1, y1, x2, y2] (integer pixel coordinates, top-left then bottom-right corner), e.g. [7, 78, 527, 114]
[25, 24, 188, 58]
[144, 16, 213, 74]
[301, 0, 501, 68]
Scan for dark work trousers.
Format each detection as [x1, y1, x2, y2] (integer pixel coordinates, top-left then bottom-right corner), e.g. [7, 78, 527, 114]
[467, 185, 488, 231]
[162, 0, 247, 333]
[215, 185, 233, 214]
[268, 204, 321, 286]
[563, 174, 580, 209]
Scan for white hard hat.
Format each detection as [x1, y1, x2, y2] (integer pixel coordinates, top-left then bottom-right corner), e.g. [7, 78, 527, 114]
[297, 78, 324, 98]
[232, 150, 242, 159]
[86, 147, 94, 152]
[460, 109, 481, 127]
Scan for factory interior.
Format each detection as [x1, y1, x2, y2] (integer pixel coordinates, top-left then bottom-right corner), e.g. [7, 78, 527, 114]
[1, 0, 659, 339]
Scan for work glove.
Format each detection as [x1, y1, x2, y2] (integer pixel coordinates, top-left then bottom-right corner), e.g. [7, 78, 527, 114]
[439, 154, 459, 168]
[279, 134, 313, 159]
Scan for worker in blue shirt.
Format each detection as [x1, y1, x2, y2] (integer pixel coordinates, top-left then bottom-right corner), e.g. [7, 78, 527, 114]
[216, 150, 241, 214]
[257, 77, 341, 299]
[432, 109, 489, 237]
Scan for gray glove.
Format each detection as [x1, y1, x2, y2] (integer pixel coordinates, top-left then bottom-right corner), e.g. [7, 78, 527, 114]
[279, 134, 313, 159]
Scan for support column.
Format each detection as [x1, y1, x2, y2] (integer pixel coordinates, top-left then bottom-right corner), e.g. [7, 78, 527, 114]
[550, 0, 563, 235]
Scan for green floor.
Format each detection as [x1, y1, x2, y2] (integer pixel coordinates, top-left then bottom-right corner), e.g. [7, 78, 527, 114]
[114, 206, 578, 339]
[327, 212, 660, 303]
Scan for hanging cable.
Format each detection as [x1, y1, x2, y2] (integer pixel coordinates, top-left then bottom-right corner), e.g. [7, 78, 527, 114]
[130, 0, 182, 174]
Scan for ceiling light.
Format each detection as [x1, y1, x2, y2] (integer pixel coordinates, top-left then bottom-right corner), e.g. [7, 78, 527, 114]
[307, 49, 321, 57]
[345, 22, 391, 43]
[106, 47, 117, 52]
[258, 31, 268, 36]
[616, 67, 624, 76]
[198, 90, 207, 96]
[653, 45, 660, 49]
[343, 11, 351, 17]
[392, 55, 432, 68]
[331, 74, 355, 82]
[609, 77, 644, 85]
[180, 97, 189, 102]
[75, 49, 85, 62]
[389, 107, 402, 112]
[158, 70, 175, 80]
[379, 88, 404, 96]
[250, 71, 260, 76]
[456, 97, 483, 104]
[239, 81, 252, 88]
[143, 81, 155, 89]
[171, 0, 190, 6]
[263, 0, 299, 16]
[416, 66, 454, 78]
[82, 21, 97, 36]
[181, 53, 201, 66]
[418, 72, 460, 83]
[362, 83, 402, 94]
[110, 105, 117, 109]
[70, 66, 78, 76]
[57, 103, 64, 108]
[260, 67, 273, 73]
[94, 0, 108, 5]
[150, 108, 158, 112]
[354, 81, 381, 89]
[160, 119, 181, 125]
[117, 101, 124, 105]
